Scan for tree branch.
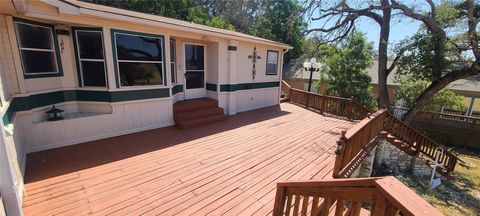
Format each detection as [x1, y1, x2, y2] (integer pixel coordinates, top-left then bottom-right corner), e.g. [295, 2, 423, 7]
[467, 0, 480, 60]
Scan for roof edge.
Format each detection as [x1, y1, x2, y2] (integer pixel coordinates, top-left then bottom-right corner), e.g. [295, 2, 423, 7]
[42, 0, 292, 49]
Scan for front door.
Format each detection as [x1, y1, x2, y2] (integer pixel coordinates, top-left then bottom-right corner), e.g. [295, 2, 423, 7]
[184, 44, 206, 99]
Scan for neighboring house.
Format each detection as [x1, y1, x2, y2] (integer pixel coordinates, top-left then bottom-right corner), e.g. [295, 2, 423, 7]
[0, 0, 291, 214]
[285, 60, 480, 115]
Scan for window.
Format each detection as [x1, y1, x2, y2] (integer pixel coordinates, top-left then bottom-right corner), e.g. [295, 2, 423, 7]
[170, 39, 176, 83]
[14, 19, 62, 78]
[266, 50, 279, 75]
[73, 28, 107, 87]
[113, 31, 164, 87]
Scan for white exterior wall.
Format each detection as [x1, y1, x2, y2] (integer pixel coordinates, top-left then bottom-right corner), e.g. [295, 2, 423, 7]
[235, 87, 280, 113]
[0, 2, 288, 213]
[235, 42, 282, 83]
[17, 99, 173, 153]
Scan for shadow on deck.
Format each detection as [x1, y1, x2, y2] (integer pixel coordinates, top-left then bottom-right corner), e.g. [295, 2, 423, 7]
[23, 103, 354, 216]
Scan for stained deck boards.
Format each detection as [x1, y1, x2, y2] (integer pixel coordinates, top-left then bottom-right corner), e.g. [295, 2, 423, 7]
[23, 103, 355, 216]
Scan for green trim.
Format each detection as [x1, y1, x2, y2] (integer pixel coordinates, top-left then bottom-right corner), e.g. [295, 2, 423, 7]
[266, 50, 279, 76]
[206, 83, 217, 92]
[71, 27, 107, 87]
[172, 84, 183, 95]
[220, 81, 280, 92]
[110, 29, 167, 88]
[2, 88, 170, 124]
[13, 17, 64, 79]
[227, 45, 237, 51]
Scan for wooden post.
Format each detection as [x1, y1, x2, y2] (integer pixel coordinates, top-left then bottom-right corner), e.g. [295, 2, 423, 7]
[320, 94, 326, 114]
[333, 131, 347, 178]
[288, 87, 293, 101]
[348, 97, 354, 119]
[306, 93, 310, 108]
[272, 185, 287, 216]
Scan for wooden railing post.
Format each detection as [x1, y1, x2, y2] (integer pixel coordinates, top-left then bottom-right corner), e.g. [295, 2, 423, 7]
[272, 185, 287, 216]
[306, 93, 310, 108]
[333, 131, 347, 178]
[348, 97, 354, 119]
[320, 94, 326, 113]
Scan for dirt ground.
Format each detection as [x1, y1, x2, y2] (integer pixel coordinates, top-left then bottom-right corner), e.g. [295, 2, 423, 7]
[373, 150, 480, 215]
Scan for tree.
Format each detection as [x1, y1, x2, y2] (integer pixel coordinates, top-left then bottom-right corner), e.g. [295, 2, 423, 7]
[390, 0, 480, 121]
[395, 76, 466, 112]
[303, 0, 394, 108]
[304, 0, 480, 122]
[251, 0, 306, 62]
[82, 0, 307, 61]
[319, 32, 375, 108]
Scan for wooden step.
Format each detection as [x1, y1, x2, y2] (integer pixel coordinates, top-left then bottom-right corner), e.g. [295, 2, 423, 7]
[173, 98, 218, 113]
[176, 113, 228, 129]
[174, 107, 224, 122]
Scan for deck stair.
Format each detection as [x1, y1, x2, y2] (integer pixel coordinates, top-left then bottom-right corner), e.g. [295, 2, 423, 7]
[173, 98, 227, 129]
[273, 177, 443, 216]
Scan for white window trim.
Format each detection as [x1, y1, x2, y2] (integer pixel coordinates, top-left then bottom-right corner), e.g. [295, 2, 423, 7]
[113, 31, 165, 88]
[74, 29, 108, 87]
[14, 21, 60, 75]
[266, 50, 279, 75]
[170, 39, 177, 84]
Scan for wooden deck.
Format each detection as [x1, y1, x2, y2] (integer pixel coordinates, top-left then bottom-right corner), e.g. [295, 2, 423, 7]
[23, 103, 355, 216]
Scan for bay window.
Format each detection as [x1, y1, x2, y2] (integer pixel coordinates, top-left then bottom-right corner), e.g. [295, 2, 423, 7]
[73, 28, 107, 87]
[113, 30, 165, 87]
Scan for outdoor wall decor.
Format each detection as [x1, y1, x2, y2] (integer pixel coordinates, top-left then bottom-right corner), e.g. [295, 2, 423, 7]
[248, 46, 261, 80]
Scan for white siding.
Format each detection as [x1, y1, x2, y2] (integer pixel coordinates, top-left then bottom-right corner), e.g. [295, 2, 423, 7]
[19, 99, 174, 153]
[235, 87, 279, 113]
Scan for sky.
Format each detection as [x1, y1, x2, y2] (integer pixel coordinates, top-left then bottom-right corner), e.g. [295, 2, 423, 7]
[308, 16, 422, 49]
[306, 0, 426, 49]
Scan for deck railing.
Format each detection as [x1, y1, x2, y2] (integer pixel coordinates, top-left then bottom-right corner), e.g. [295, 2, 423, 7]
[272, 177, 442, 216]
[384, 113, 458, 174]
[282, 81, 369, 120]
[333, 110, 388, 178]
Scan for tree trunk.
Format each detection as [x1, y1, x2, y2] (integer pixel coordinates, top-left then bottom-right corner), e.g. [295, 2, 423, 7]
[403, 64, 480, 122]
[377, 1, 392, 109]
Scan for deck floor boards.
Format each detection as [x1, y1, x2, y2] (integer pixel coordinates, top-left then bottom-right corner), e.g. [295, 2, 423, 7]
[23, 103, 354, 216]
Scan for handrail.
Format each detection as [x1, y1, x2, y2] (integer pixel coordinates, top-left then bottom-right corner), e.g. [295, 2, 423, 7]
[384, 113, 458, 173]
[284, 84, 369, 120]
[273, 176, 443, 216]
[333, 110, 388, 178]
[281, 80, 292, 101]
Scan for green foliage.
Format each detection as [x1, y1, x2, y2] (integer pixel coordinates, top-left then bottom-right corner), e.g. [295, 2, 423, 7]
[83, 0, 307, 61]
[395, 76, 466, 112]
[395, 1, 469, 82]
[250, 0, 306, 62]
[318, 32, 375, 109]
[186, 7, 235, 30]
[395, 33, 452, 81]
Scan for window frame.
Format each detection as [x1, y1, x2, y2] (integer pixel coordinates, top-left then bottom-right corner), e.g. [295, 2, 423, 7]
[170, 39, 177, 84]
[265, 50, 279, 76]
[72, 27, 108, 88]
[111, 29, 166, 88]
[13, 17, 63, 79]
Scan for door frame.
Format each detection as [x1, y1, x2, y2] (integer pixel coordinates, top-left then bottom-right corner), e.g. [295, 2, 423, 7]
[183, 42, 207, 100]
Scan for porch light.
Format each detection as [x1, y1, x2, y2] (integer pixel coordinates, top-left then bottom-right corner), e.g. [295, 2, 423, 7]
[303, 58, 320, 92]
[46, 105, 64, 121]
